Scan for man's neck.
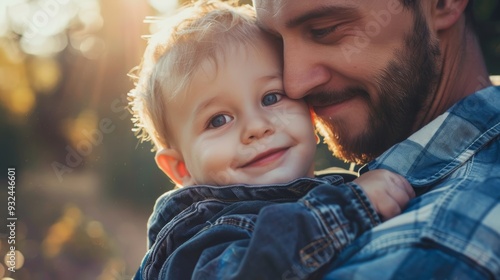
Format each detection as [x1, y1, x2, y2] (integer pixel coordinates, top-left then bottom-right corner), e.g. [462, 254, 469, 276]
[412, 19, 492, 132]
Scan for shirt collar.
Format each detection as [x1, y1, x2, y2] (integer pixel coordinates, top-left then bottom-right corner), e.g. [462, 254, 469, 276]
[365, 86, 500, 187]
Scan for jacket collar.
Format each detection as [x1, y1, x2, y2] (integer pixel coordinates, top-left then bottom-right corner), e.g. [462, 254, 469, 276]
[147, 175, 342, 246]
[365, 86, 500, 187]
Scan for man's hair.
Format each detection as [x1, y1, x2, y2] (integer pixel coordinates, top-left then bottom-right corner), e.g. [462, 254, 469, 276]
[128, 0, 263, 150]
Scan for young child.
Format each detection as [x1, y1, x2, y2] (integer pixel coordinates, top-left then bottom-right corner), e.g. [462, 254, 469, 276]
[129, 1, 414, 279]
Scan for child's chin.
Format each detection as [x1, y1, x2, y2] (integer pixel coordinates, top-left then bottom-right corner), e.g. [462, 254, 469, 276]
[251, 169, 298, 185]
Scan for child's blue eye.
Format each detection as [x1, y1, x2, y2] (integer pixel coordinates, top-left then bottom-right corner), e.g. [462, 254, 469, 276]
[262, 92, 282, 106]
[208, 114, 233, 128]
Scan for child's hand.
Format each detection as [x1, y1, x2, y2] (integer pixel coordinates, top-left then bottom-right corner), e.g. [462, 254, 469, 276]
[353, 169, 415, 221]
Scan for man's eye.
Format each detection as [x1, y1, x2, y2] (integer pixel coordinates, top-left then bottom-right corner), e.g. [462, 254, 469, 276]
[208, 114, 233, 128]
[262, 92, 283, 106]
[310, 25, 337, 39]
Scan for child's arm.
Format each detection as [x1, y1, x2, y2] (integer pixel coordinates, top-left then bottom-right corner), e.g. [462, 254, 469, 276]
[138, 172, 414, 280]
[354, 169, 415, 221]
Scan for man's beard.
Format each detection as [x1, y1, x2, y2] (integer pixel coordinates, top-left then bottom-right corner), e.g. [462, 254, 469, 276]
[314, 8, 441, 164]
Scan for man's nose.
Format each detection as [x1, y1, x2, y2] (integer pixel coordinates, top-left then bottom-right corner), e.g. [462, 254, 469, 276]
[282, 40, 331, 100]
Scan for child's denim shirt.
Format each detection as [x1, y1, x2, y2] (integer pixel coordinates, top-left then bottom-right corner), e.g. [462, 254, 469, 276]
[135, 174, 380, 280]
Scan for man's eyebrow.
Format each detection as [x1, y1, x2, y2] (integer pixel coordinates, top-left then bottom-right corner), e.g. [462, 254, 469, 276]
[286, 6, 358, 29]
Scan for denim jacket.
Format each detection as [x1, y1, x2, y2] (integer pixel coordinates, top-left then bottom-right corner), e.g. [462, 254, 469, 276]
[134, 174, 380, 280]
[323, 86, 500, 279]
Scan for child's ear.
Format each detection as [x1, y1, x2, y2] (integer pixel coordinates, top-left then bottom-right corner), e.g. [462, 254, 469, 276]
[432, 0, 469, 31]
[155, 148, 194, 187]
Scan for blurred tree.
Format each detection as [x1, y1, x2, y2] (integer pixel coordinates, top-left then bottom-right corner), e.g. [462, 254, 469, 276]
[474, 0, 500, 74]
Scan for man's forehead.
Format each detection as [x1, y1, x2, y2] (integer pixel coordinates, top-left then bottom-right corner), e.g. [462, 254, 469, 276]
[254, 0, 356, 28]
[254, 0, 278, 19]
[253, 0, 293, 30]
[253, 0, 287, 13]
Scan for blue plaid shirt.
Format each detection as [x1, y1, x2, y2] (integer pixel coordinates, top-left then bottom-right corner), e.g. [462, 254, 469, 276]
[323, 86, 500, 279]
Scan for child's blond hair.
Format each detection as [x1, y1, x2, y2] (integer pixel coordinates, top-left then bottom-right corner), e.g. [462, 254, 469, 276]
[128, 0, 270, 150]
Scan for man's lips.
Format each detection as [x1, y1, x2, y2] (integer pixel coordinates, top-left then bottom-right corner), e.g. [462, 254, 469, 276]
[306, 94, 355, 108]
[305, 88, 365, 108]
[240, 148, 288, 168]
[306, 90, 364, 118]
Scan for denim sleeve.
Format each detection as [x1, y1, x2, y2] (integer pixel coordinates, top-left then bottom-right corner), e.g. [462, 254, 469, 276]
[161, 182, 380, 280]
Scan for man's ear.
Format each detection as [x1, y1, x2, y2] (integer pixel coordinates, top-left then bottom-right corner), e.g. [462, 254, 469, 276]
[433, 0, 469, 31]
[155, 148, 194, 186]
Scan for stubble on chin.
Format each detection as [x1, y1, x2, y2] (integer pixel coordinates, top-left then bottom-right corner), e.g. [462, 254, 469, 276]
[314, 9, 440, 165]
[314, 105, 380, 165]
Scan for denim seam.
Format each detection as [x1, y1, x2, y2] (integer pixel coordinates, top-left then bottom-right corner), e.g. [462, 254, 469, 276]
[347, 182, 380, 226]
[299, 237, 333, 268]
[423, 228, 500, 274]
[301, 200, 349, 265]
[212, 217, 255, 232]
[410, 120, 500, 185]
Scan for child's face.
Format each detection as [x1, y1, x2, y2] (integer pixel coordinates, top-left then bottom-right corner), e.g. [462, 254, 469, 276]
[164, 38, 317, 186]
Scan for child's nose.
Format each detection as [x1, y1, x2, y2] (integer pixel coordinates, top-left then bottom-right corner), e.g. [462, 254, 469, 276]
[241, 115, 275, 144]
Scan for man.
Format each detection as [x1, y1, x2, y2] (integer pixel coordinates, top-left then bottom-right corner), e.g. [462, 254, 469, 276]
[254, 0, 500, 279]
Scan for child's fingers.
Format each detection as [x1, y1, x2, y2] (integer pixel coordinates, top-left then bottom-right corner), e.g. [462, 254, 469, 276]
[389, 172, 415, 199]
[376, 197, 402, 221]
[379, 173, 414, 221]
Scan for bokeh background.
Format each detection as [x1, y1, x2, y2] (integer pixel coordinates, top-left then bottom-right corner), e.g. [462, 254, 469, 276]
[0, 0, 498, 279]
